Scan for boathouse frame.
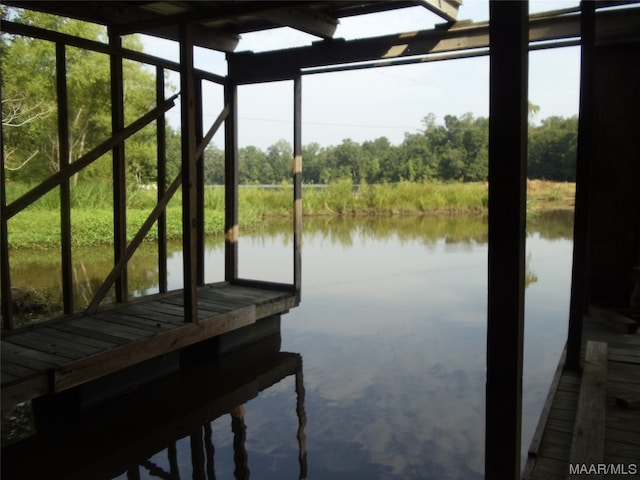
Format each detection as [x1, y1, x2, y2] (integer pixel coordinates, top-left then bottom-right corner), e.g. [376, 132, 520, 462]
[2, 2, 640, 478]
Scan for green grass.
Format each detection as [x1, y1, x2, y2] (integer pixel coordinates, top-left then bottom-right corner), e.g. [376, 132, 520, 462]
[4, 180, 573, 248]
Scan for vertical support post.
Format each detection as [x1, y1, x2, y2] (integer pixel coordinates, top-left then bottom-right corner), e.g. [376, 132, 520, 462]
[295, 368, 308, 480]
[0, 116, 13, 329]
[195, 78, 206, 285]
[293, 76, 303, 301]
[156, 66, 168, 294]
[180, 24, 198, 322]
[566, 0, 595, 371]
[57, 43, 73, 314]
[485, 1, 528, 479]
[109, 28, 127, 303]
[224, 77, 239, 282]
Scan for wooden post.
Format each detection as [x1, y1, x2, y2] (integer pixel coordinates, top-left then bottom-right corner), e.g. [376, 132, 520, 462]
[180, 24, 198, 322]
[109, 28, 128, 303]
[485, 2, 528, 479]
[566, 0, 595, 371]
[293, 76, 302, 301]
[157, 66, 168, 294]
[195, 78, 206, 286]
[224, 77, 239, 282]
[0, 114, 13, 329]
[56, 43, 73, 314]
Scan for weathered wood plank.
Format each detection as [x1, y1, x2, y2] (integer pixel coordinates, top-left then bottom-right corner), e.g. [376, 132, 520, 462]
[2, 359, 41, 379]
[39, 326, 118, 350]
[124, 304, 185, 324]
[1, 341, 65, 370]
[73, 317, 154, 341]
[54, 305, 256, 392]
[568, 341, 607, 479]
[48, 323, 131, 346]
[4, 330, 99, 359]
[98, 311, 175, 333]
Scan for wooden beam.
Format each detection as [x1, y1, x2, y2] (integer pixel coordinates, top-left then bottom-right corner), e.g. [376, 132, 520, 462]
[181, 24, 198, 323]
[56, 43, 73, 315]
[228, 6, 640, 83]
[195, 79, 205, 286]
[2, 94, 178, 220]
[293, 76, 303, 300]
[157, 67, 168, 294]
[1, 20, 225, 84]
[140, 24, 240, 53]
[419, 0, 461, 22]
[0, 112, 13, 329]
[257, 6, 338, 39]
[110, 28, 128, 304]
[485, 2, 528, 479]
[224, 79, 239, 282]
[567, 0, 596, 371]
[86, 171, 184, 314]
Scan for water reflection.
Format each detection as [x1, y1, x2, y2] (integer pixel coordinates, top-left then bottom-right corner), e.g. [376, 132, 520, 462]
[4, 211, 575, 479]
[2, 336, 307, 480]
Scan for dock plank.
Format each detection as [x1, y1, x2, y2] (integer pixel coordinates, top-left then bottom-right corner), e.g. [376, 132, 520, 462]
[49, 323, 132, 346]
[568, 341, 607, 479]
[1, 341, 65, 370]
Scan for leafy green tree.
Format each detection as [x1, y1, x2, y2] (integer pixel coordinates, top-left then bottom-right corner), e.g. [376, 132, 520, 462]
[2, 9, 160, 185]
[528, 116, 577, 181]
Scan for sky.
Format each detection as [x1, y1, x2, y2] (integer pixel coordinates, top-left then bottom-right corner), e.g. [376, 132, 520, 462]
[140, 0, 581, 149]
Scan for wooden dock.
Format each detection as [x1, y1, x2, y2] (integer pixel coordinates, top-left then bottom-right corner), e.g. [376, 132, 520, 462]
[523, 312, 640, 479]
[1, 282, 298, 407]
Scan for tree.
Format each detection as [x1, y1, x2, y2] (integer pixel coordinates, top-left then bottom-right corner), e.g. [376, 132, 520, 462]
[528, 116, 578, 181]
[2, 9, 160, 185]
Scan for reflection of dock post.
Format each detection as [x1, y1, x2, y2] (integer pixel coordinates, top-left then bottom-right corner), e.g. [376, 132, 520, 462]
[190, 427, 206, 480]
[231, 405, 250, 480]
[204, 421, 217, 479]
[126, 465, 141, 480]
[295, 368, 308, 480]
[168, 442, 180, 478]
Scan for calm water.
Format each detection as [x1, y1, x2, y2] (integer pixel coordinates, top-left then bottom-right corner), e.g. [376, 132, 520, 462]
[6, 211, 575, 479]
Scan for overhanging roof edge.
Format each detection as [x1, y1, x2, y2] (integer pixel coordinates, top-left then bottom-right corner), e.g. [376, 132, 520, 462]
[227, 6, 640, 84]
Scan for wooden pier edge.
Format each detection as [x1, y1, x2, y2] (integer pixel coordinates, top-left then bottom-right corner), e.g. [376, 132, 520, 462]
[522, 345, 567, 479]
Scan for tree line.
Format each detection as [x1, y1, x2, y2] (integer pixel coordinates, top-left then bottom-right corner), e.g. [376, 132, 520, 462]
[196, 112, 577, 185]
[3, 9, 578, 189]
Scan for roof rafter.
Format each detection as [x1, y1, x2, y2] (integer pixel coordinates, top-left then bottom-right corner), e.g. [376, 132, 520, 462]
[419, 0, 462, 22]
[255, 6, 338, 39]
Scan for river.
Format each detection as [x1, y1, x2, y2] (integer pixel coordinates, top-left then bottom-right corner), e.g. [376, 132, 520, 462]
[6, 210, 574, 479]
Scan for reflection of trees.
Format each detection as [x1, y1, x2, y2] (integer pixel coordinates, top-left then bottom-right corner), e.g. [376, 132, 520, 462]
[6, 211, 571, 322]
[8, 242, 168, 321]
[527, 209, 574, 240]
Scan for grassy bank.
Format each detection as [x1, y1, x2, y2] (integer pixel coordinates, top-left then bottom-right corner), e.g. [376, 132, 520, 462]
[5, 180, 574, 249]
